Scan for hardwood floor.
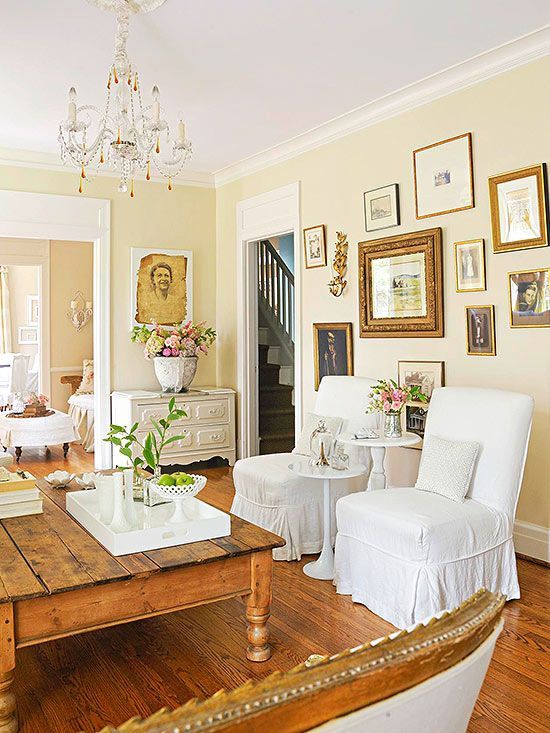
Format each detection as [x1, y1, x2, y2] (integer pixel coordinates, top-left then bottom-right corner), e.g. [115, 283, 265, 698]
[6, 456, 549, 733]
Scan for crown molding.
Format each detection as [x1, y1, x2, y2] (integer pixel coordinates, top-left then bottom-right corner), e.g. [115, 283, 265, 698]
[214, 26, 550, 187]
[0, 147, 215, 188]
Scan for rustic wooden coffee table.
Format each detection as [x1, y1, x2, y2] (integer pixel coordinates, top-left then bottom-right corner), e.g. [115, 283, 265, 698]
[0, 480, 284, 733]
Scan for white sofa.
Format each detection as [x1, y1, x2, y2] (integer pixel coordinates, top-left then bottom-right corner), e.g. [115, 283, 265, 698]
[334, 387, 534, 627]
[231, 376, 379, 560]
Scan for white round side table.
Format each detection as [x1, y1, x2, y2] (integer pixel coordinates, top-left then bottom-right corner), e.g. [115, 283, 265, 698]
[337, 431, 421, 490]
[288, 460, 367, 581]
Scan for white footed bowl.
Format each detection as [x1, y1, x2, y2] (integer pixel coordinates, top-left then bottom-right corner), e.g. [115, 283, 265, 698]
[152, 474, 207, 524]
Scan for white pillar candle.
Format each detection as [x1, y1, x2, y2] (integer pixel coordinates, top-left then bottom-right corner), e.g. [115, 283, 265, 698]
[68, 87, 77, 123]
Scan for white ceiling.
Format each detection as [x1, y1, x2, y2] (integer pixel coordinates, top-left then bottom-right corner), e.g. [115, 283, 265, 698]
[0, 0, 548, 175]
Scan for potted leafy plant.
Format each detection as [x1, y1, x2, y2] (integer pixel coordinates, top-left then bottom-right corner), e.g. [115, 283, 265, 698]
[105, 397, 188, 505]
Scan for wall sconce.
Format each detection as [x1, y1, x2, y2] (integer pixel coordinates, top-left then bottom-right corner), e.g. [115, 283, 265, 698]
[328, 231, 348, 297]
[67, 291, 93, 331]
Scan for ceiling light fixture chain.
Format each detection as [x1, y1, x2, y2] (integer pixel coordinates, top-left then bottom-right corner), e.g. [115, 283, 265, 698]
[58, 0, 192, 196]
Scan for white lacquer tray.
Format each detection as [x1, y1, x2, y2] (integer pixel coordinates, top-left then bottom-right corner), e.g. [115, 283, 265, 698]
[66, 489, 231, 556]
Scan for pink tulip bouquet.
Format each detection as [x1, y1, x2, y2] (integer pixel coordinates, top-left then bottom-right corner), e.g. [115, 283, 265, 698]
[131, 321, 216, 359]
[366, 378, 427, 416]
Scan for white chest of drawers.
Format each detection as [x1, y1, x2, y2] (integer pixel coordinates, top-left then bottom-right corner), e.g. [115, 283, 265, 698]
[111, 389, 236, 467]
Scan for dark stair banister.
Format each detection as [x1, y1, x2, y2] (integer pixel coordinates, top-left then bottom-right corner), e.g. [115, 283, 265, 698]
[258, 239, 295, 343]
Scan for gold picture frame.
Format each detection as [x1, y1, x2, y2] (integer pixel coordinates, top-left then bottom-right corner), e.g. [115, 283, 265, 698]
[465, 305, 496, 356]
[454, 239, 486, 292]
[359, 228, 444, 338]
[313, 322, 353, 390]
[413, 133, 474, 219]
[489, 164, 548, 253]
[303, 225, 327, 269]
[508, 268, 550, 328]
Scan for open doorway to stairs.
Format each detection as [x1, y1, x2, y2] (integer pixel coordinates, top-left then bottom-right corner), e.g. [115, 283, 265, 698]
[256, 236, 295, 454]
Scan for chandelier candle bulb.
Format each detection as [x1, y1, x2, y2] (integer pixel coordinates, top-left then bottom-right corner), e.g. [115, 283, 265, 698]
[177, 120, 185, 144]
[68, 87, 77, 123]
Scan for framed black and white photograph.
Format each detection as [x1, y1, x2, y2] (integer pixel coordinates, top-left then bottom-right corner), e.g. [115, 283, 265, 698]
[455, 239, 486, 292]
[397, 360, 445, 400]
[413, 133, 474, 219]
[313, 322, 353, 390]
[303, 225, 327, 269]
[466, 305, 496, 356]
[364, 184, 400, 231]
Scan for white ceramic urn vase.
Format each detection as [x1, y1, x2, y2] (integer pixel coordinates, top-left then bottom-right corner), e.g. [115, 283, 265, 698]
[153, 355, 198, 393]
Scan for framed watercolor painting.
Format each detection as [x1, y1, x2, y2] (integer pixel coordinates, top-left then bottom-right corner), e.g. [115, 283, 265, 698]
[358, 228, 443, 338]
[363, 184, 400, 231]
[489, 164, 548, 253]
[508, 268, 550, 328]
[413, 133, 474, 219]
[454, 239, 486, 292]
[130, 247, 193, 327]
[466, 305, 496, 356]
[397, 360, 445, 401]
[303, 225, 327, 269]
[313, 322, 353, 390]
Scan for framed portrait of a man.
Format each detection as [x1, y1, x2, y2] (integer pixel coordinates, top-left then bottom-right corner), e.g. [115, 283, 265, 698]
[313, 323, 353, 390]
[130, 248, 193, 327]
[508, 268, 550, 328]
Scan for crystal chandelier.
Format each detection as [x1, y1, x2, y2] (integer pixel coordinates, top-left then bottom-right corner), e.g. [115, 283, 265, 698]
[58, 0, 192, 196]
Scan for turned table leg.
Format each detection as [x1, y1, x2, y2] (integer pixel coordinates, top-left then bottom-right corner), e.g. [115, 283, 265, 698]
[369, 446, 387, 490]
[245, 551, 273, 662]
[0, 605, 17, 733]
[63, 443, 69, 458]
[14, 449, 21, 465]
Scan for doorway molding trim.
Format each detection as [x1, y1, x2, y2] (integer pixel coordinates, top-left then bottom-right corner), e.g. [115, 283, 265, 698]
[0, 190, 111, 468]
[236, 182, 301, 459]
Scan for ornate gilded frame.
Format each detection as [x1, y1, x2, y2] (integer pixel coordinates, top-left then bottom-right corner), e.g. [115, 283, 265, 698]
[359, 228, 443, 338]
[465, 305, 496, 356]
[489, 164, 548, 253]
[313, 322, 353, 390]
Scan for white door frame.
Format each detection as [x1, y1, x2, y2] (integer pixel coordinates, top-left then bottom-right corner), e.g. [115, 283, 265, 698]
[236, 182, 301, 459]
[0, 190, 111, 468]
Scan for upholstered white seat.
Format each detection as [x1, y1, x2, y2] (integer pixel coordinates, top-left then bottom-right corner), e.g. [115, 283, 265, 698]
[231, 375, 378, 561]
[334, 387, 534, 627]
[68, 392, 95, 453]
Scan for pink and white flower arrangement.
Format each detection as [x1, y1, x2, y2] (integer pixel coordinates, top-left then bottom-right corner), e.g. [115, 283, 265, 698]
[366, 379, 427, 415]
[25, 392, 49, 406]
[131, 321, 216, 359]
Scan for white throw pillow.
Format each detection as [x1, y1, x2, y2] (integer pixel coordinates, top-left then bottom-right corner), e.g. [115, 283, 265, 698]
[415, 434, 479, 503]
[76, 359, 94, 395]
[293, 413, 343, 457]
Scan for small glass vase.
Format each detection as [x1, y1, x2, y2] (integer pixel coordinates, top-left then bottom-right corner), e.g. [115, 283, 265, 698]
[143, 466, 169, 508]
[383, 412, 402, 439]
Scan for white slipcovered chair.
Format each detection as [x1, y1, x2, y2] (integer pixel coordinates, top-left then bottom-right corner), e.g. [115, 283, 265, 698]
[334, 387, 534, 627]
[231, 376, 378, 560]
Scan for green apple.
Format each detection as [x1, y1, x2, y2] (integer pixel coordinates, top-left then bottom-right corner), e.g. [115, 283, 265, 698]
[158, 474, 176, 486]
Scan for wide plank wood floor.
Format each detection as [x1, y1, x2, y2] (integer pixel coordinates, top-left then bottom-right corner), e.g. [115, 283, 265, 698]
[8, 448, 550, 732]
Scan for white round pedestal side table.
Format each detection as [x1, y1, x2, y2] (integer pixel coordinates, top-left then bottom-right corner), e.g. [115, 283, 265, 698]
[337, 432, 421, 490]
[288, 460, 367, 581]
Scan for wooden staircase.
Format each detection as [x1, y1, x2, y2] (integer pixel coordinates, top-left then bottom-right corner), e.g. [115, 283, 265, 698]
[258, 343, 295, 454]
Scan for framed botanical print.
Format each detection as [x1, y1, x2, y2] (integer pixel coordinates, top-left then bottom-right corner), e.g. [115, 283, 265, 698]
[313, 322, 353, 390]
[359, 228, 444, 338]
[413, 133, 474, 219]
[130, 247, 193, 327]
[454, 239, 486, 292]
[397, 360, 445, 401]
[303, 225, 327, 269]
[508, 268, 550, 328]
[363, 184, 400, 231]
[466, 305, 496, 356]
[489, 164, 548, 253]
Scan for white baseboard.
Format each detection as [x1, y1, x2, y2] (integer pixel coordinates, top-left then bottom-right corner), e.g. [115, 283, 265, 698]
[514, 520, 549, 563]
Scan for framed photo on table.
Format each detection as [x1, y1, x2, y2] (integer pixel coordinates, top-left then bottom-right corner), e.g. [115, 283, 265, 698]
[454, 239, 486, 292]
[466, 305, 496, 356]
[489, 164, 548, 253]
[303, 225, 327, 269]
[397, 360, 445, 400]
[413, 133, 474, 219]
[358, 228, 444, 338]
[313, 322, 353, 390]
[508, 268, 550, 328]
[363, 184, 400, 231]
[130, 247, 193, 327]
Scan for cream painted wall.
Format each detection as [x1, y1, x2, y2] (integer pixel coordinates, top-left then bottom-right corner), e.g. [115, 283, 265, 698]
[6, 265, 39, 359]
[0, 167, 218, 395]
[50, 241, 93, 411]
[215, 57, 550, 529]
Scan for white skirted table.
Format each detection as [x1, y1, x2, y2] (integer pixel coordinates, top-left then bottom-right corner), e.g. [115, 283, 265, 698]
[0, 409, 80, 462]
[337, 431, 421, 490]
[288, 460, 367, 580]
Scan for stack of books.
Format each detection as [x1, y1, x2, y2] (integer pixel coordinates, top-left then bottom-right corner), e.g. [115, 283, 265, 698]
[0, 469, 43, 519]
